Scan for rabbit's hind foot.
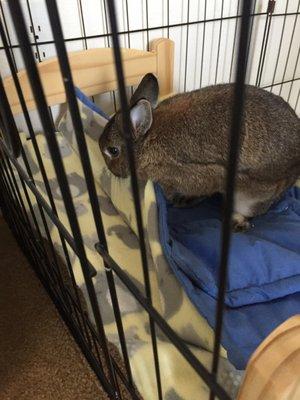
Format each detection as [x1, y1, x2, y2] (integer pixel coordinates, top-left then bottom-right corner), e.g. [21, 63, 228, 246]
[231, 212, 251, 233]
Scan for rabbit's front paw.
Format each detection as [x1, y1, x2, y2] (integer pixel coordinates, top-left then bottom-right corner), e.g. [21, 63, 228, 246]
[231, 213, 251, 233]
[172, 194, 204, 208]
[172, 193, 188, 207]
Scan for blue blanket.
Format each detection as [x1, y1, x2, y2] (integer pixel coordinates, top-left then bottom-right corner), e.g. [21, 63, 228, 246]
[155, 185, 300, 370]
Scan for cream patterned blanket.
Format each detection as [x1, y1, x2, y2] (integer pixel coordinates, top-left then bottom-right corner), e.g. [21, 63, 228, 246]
[13, 97, 243, 399]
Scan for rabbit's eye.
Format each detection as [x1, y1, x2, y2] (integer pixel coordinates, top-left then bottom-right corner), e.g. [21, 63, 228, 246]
[106, 146, 120, 158]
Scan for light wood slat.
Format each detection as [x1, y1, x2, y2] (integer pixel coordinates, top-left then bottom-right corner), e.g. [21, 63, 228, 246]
[4, 38, 174, 115]
[238, 315, 300, 400]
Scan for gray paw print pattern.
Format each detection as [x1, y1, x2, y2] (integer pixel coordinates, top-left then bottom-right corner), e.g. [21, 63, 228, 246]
[96, 195, 118, 216]
[35, 172, 87, 200]
[218, 359, 244, 399]
[180, 323, 209, 350]
[82, 232, 99, 252]
[52, 100, 245, 398]
[108, 325, 147, 358]
[165, 389, 185, 400]
[107, 225, 140, 249]
[58, 100, 105, 145]
[99, 169, 112, 197]
[43, 135, 72, 159]
[22, 141, 40, 175]
[88, 271, 144, 326]
[155, 254, 184, 320]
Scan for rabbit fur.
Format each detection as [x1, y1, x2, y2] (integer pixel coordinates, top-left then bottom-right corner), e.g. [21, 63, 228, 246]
[99, 74, 300, 231]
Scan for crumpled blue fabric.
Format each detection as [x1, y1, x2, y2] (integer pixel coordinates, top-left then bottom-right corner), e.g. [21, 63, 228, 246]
[155, 184, 300, 369]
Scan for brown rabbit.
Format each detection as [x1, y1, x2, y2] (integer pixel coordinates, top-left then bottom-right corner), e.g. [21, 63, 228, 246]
[99, 74, 300, 231]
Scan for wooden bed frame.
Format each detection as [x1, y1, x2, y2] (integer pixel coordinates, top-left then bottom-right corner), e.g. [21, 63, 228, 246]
[238, 315, 300, 400]
[3, 37, 299, 399]
[4, 38, 174, 116]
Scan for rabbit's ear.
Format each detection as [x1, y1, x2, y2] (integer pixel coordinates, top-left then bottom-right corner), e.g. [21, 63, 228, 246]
[130, 73, 159, 108]
[130, 99, 153, 139]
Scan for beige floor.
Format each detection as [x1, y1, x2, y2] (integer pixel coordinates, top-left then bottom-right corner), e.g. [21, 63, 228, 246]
[0, 217, 129, 400]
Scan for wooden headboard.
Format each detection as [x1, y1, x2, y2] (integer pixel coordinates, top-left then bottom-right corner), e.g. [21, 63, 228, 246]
[4, 38, 174, 116]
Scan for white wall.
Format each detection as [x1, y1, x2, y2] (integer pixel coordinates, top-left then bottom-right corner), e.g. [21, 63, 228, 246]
[0, 0, 299, 133]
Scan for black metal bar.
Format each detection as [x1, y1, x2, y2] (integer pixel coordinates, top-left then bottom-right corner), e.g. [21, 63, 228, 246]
[17, 147, 86, 328]
[111, 360, 140, 400]
[0, 156, 31, 242]
[262, 76, 300, 89]
[0, 138, 98, 359]
[45, 0, 134, 387]
[0, 140, 162, 398]
[0, 74, 21, 157]
[255, 2, 274, 86]
[0, 152, 74, 311]
[287, 44, 300, 101]
[270, 0, 290, 92]
[0, 24, 94, 344]
[0, 16, 93, 344]
[95, 243, 231, 400]
[0, 209, 36, 272]
[1, 156, 63, 293]
[16, 161, 45, 246]
[25, 0, 42, 61]
[145, 0, 150, 50]
[215, 0, 225, 84]
[256, 1, 275, 87]
[0, 2, 18, 70]
[77, 0, 96, 105]
[183, 0, 190, 91]
[279, 0, 300, 95]
[0, 21, 78, 262]
[1, 1, 297, 399]
[167, 0, 170, 38]
[255, 10, 270, 86]
[88, 324, 105, 372]
[210, 1, 253, 399]
[1, 153, 32, 229]
[124, 0, 133, 97]
[0, 176, 23, 242]
[1, 181, 100, 378]
[0, 156, 38, 252]
[64, 288, 93, 348]
[86, 318, 141, 400]
[102, 0, 117, 112]
[105, 1, 163, 399]
[77, 0, 88, 50]
[229, 0, 241, 82]
[125, 0, 131, 48]
[0, 155, 48, 276]
[0, 139, 101, 337]
[25, 0, 56, 126]
[2, 10, 299, 52]
[245, 0, 257, 80]
[295, 88, 300, 110]
[0, 0, 113, 376]
[7, 3, 118, 397]
[0, 187, 29, 261]
[0, 167, 25, 243]
[0, 174, 51, 283]
[0, 138, 95, 274]
[13, 172, 78, 318]
[0, 16, 96, 281]
[3, 151, 75, 314]
[29, 231, 110, 392]
[199, 0, 207, 87]
[24, 235, 117, 400]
